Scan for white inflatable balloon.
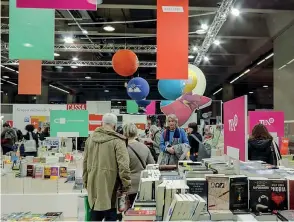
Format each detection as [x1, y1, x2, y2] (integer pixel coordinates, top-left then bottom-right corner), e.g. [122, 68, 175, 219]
[189, 64, 206, 96]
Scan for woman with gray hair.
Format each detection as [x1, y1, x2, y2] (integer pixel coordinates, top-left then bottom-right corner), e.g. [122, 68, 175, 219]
[158, 114, 189, 165]
[123, 123, 155, 205]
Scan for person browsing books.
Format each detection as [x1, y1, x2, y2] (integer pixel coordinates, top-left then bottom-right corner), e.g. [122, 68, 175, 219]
[83, 113, 131, 221]
[248, 123, 281, 165]
[158, 114, 189, 165]
[123, 123, 155, 206]
[187, 122, 203, 161]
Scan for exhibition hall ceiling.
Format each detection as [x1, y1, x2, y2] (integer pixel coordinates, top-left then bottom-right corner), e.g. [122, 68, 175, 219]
[1, 0, 294, 101]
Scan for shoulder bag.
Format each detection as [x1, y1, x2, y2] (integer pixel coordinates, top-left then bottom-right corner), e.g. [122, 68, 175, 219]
[23, 132, 37, 152]
[190, 134, 211, 161]
[128, 144, 146, 169]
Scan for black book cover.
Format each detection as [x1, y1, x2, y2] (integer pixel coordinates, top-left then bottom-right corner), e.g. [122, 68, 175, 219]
[249, 179, 271, 213]
[270, 179, 288, 211]
[26, 164, 34, 177]
[186, 179, 208, 203]
[229, 176, 248, 212]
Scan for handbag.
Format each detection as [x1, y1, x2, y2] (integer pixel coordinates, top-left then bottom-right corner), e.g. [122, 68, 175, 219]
[272, 141, 282, 166]
[23, 132, 37, 152]
[190, 134, 211, 161]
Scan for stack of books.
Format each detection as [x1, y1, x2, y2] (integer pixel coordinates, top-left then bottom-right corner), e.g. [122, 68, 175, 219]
[124, 207, 156, 221]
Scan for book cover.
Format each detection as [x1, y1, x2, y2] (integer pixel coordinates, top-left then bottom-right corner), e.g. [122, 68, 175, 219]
[26, 164, 34, 177]
[33, 165, 44, 179]
[288, 178, 294, 210]
[207, 176, 230, 210]
[59, 167, 67, 178]
[50, 166, 59, 180]
[229, 176, 248, 212]
[67, 169, 76, 182]
[270, 179, 288, 211]
[44, 166, 51, 179]
[249, 178, 271, 213]
[186, 178, 208, 203]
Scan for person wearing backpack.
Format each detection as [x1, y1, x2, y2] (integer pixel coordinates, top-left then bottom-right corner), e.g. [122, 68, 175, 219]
[1, 123, 17, 154]
[23, 124, 39, 157]
[187, 122, 203, 161]
[123, 123, 155, 205]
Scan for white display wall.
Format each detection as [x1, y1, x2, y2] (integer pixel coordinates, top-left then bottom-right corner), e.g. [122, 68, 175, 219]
[12, 104, 67, 132]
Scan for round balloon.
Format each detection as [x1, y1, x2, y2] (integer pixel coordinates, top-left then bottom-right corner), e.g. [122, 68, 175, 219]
[158, 80, 185, 100]
[127, 77, 150, 100]
[188, 64, 206, 96]
[136, 99, 151, 107]
[183, 69, 198, 94]
[112, 50, 139, 77]
[160, 100, 174, 107]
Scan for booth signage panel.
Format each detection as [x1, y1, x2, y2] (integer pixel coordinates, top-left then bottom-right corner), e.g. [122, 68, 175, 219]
[67, 104, 87, 110]
[224, 95, 248, 161]
[50, 110, 89, 137]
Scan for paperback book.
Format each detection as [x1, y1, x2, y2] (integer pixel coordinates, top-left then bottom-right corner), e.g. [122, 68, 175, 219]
[249, 178, 271, 213]
[229, 176, 248, 212]
[26, 164, 34, 177]
[50, 166, 59, 180]
[207, 176, 230, 210]
[33, 165, 44, 179]
[186, 178, 208, 204]
[287, 177, 294, 210]
[44, 166, 51, 179]
[270, 179, 288, 211]
[59, 167, 67, 178]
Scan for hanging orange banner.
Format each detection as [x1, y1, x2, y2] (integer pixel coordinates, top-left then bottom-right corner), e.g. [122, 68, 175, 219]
[18, 60, 42, 95]
[280, 138, 289, 155]
[157, 0, 188, 79]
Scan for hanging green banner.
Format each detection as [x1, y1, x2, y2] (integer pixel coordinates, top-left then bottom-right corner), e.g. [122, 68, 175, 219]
[127, 100, 139, 114]
[9, 0, 55, 60]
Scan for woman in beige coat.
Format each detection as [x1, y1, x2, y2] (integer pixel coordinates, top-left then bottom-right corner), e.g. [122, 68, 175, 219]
[123, 123, 155, 205]
[83, 113, 131, 221]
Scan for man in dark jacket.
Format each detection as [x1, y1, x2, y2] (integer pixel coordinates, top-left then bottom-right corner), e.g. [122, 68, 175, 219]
[187, 122, 203, 161]
[1, 123, 17, 154]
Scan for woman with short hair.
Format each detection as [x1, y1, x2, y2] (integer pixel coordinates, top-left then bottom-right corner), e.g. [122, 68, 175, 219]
[248, 124, 281, 165]
[158, 114, 189, 165]
[23, 124, 39, 157]
[123, 123, 155, 205]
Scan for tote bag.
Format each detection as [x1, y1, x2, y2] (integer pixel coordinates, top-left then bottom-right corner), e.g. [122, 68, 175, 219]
[23, 132, 37, 152]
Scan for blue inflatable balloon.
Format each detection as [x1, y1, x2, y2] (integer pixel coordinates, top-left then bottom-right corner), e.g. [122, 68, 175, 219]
[136, 100, 151, 107]
[158, 80, 185, 100]
[160, 100, 174, 107]
[127, 77, 150, 100]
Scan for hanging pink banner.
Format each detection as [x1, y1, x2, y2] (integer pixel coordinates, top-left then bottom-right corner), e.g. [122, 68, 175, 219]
[146, 101, 156, 115]
[16, 0, 97, 10]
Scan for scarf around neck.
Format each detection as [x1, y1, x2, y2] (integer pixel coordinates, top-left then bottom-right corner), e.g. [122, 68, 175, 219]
[164, 127, 180, 144]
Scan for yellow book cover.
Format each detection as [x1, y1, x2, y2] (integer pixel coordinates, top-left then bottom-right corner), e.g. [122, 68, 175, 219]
[44, 166, 51, 179]
[59, 167, 67, 178]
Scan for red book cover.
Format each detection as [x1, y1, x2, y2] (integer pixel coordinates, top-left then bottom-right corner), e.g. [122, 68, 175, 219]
[125, 210, 156, 216]
[289, 179, 294, 210]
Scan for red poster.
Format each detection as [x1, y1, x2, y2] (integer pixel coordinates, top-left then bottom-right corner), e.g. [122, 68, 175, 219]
[157, 0, 188, 79]
[30, 118, 39, 129]
[89, 114, 103, 132]
[135, 123, 146, 130]
[67, 104, 87, 110]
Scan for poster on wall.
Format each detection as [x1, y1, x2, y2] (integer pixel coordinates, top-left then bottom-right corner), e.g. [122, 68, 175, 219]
[224, 95, 248, 161]
[13, 104, 67, 133]
[249, 111, 284, 146]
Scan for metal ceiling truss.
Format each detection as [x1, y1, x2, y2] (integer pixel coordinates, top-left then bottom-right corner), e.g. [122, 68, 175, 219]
[194, 0, 235, 65]
[1, 42, 198, 54]
[2, 59, 157, 68]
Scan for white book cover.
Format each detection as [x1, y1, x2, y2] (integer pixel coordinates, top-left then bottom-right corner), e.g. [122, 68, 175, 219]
[192, 194, 207, 221]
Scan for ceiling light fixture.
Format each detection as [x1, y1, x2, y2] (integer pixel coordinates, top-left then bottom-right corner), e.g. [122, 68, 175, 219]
[2, 78, 17, 86]
[3, 76, 9, 79]
[64, 36, 74, 44]
[193, 46, 198, 51]
[257, 59, 266, 65]
[103, 25, 115, 32]
[278, 65, 287, 70]
[55, 66, 63, 69]
[85, 76, 91, 79]
[249, 91, 254, 94]
[71, 66, 78, 69]
[195, 29, 207, 35]
[54, 53, 60, 57]
[263, 85, 268, 88]
[117, 101, 121, 104]
[49, 84, 69, 94]
[204, 56, 209, 62]
[213, 88, 223, 95]
[231, 8, 240, 16]
[72, 57, 79, 61]
[213, 40, 220, 46]
[82, 29, 88, 34]
[287, 58, 294, 65]
[230, 69, 250, 84]
[201, 24, 209, 30]
[188, 55, 195, 59]
[265, 53, 274, 60]
[1, 65, 17, 72]
[104, 89, 109, 92]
